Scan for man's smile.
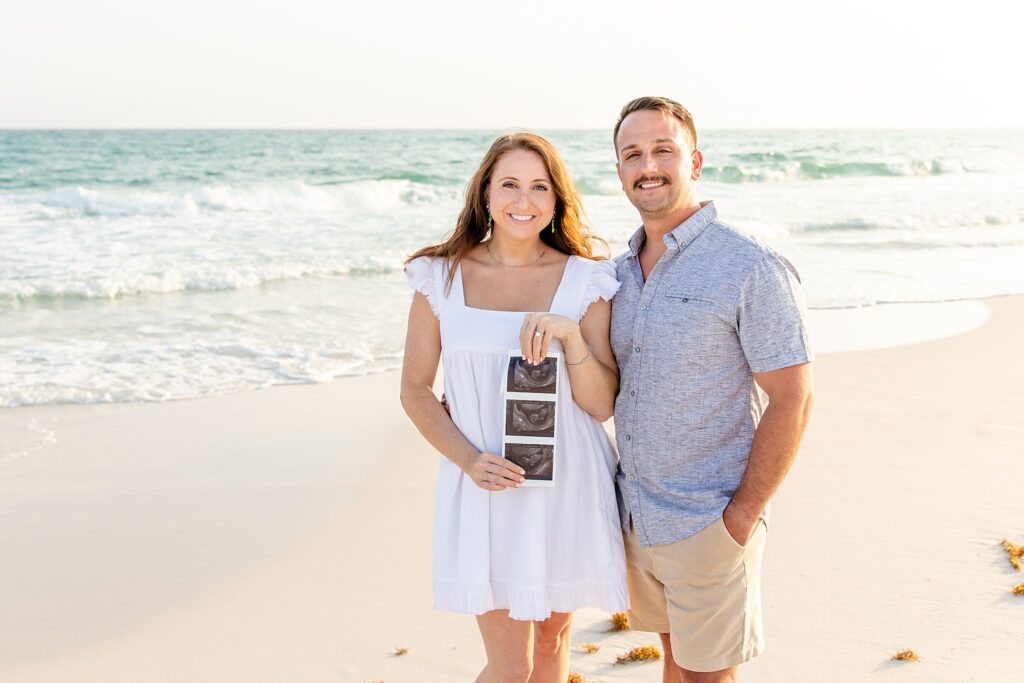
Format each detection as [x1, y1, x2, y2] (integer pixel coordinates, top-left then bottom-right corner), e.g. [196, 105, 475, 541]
[635, 176, 670, 190]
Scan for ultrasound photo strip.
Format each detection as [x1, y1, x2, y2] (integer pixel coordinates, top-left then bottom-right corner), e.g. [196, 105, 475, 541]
[502, 350, 559, 486]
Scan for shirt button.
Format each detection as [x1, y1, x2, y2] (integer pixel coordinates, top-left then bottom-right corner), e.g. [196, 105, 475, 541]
[627, 475, 635, 481]
[640, 304, 646, 310]
[630, 390, 636, 396]
[625, 434, 631, 441]
[635, 346, 641, 352]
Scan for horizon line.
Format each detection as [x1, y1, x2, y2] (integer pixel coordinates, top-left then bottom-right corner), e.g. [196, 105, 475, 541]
[2, 125, 1022, 132]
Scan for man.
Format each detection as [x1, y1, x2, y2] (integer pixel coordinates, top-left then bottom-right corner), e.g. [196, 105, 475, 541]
[610, 96, 814, 683]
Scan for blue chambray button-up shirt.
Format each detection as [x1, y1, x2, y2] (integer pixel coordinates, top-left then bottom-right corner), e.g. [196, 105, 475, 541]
[610, 201, 813, 548]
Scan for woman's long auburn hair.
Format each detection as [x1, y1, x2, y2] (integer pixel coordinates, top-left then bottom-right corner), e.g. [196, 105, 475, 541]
[406, 132, 607, 292]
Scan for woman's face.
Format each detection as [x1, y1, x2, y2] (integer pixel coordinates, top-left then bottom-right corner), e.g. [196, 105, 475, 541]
[486, 149, 557, 241]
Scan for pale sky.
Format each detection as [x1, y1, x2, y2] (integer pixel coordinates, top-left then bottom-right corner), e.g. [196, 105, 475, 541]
[1, 0, 1020, 129]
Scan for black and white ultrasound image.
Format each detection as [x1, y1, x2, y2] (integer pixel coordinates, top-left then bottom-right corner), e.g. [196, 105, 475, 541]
[506, 356, 557, 394]
[504, 443, 554, 480]
[505, 400, 556, 438]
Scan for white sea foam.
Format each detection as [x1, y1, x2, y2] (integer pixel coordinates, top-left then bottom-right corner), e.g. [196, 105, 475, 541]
[0, 330, 405, 408]
[2, 128, 1021, 410]
[0, 257, 400, 301]
[0, 418, 58, 466]
[0, 180, 459, 220]
[700, 158, 973, 183]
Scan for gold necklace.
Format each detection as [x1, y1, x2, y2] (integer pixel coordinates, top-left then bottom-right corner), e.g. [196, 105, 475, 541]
[486, 241, 546, 268]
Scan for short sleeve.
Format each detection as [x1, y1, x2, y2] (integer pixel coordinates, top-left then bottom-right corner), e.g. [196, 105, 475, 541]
[737, 251, 814, 373]
[578, 259, 621, 321]
[404, 256, 442, 319]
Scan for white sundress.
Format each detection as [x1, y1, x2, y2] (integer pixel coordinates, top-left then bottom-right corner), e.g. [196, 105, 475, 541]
[405, 254, 629, 621]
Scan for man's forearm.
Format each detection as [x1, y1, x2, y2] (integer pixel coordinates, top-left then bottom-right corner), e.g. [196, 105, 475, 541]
[727, 392, 813, 533]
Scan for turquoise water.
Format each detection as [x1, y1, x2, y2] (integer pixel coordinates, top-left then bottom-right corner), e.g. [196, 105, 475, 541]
[2, 129, 1023, 406]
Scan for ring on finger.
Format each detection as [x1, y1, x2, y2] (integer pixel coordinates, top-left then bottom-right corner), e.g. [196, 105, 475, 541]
[534, 329, 544, 337]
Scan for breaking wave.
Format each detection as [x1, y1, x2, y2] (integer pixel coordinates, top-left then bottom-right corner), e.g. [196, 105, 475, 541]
[0, 180, 460, 220]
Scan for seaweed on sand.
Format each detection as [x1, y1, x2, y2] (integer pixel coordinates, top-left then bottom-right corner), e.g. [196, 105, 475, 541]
[615, 644, 663, 664]
[1001, 539, 1024, 571]
[891, 649, 920, 662]
[608, 612, 630, 631]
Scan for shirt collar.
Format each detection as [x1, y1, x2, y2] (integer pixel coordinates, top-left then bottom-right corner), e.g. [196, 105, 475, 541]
[626, 200, 717, 257]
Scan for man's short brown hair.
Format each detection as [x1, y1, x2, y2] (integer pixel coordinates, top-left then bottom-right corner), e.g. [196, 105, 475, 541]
[613, 96, 697, 158]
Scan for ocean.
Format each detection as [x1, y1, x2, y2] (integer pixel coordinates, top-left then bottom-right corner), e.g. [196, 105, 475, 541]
[2, 129, 1022, 407]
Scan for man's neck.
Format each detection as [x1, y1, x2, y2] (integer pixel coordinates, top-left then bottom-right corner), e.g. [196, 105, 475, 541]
[640, 200, 704, 250]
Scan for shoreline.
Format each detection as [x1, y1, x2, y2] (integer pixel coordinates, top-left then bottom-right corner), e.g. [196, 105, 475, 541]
[806, 298, 991, 353]
[1, 296, 1022, 681]
[0, 296, 1002, 425]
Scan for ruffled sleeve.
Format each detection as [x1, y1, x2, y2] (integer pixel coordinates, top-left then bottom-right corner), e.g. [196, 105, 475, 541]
[578, 258, 621, 320]
[404, 256, 442, 319]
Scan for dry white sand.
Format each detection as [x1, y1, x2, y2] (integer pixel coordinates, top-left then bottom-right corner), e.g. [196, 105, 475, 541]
[2, 296, 1022, 682]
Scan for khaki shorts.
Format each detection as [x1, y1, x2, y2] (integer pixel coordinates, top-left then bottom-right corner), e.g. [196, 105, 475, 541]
[624, 516, 767, 673]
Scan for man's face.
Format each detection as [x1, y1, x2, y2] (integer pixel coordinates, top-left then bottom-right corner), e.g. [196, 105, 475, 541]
[615, 110, 703, 221]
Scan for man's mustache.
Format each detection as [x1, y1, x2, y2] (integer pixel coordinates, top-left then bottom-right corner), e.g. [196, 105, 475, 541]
[633, 175, 671, 190]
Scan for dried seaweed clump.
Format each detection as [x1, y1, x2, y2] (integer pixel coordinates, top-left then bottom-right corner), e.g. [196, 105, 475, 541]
[567, 673, 589, 683]
[891, 649, 920, 662]
[1002, 539, 1024, 571]
[608, 612, 631, 631]
[578, 642, 601, 653]
[392, 647, 409, 656]
[615, 644, 663, 664]
[1012, 583, 1024, 596]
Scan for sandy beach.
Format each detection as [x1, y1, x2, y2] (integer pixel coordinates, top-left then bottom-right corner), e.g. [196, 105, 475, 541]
[2, 296, 1022, 683]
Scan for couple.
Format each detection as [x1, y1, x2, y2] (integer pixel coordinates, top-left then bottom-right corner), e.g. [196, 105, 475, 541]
[400, 96, 814, 683]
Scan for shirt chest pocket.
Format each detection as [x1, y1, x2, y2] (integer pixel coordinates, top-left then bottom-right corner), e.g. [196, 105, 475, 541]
[649, 291, 735, 349]
[664, 292, 718, 309]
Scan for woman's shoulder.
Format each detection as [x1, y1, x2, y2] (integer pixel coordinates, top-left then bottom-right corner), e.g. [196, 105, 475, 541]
[406, 253, 444, 269]
[406, 254, 454, 280]
[569, 255, 619, 280]
[566, 256, 620, 320]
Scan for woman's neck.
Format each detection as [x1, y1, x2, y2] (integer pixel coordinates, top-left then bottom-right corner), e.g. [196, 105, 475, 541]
[486, 235, 547, 267]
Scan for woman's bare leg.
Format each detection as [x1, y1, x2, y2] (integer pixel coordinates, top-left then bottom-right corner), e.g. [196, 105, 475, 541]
[475, 609, 534, 683]
[529, 612, 573, 683]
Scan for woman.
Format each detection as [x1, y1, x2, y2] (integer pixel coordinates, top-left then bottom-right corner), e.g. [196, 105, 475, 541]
[400, 133, 627, 682]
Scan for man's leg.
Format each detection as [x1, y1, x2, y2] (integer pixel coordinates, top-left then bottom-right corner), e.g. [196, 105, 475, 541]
[658, 633, 684, 683]
[660, 517, 768, 676]
[623, 527, 677, 681]
[680, 665, 737, 683]
[661, 631, 739, 682]
[627, 520, 765, 680]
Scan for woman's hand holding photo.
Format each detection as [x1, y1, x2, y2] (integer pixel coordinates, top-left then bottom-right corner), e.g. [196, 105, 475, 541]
[518, 312, 586, 365]
[459, 451, 526, 491]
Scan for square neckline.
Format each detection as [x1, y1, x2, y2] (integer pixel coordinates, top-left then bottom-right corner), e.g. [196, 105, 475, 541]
[456, 255, 576, 314]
